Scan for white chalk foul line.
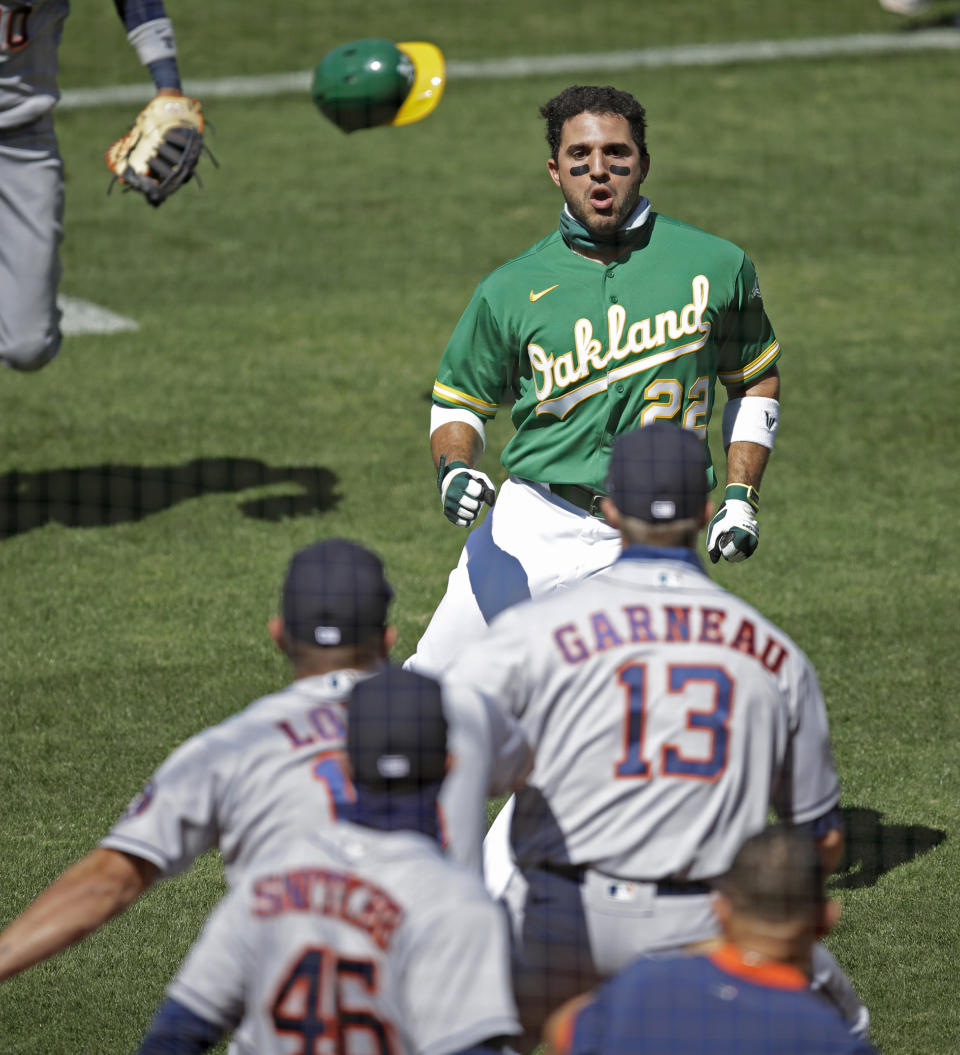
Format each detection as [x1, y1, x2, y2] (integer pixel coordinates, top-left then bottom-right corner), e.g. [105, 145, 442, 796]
[58, 296, 139, 336]
[57, 30, 960, 110]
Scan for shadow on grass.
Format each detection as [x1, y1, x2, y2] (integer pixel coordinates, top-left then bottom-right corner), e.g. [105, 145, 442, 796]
[905, 13, 960, 30]
[0, 458, 340, 538]
[831, 805, 946, 890]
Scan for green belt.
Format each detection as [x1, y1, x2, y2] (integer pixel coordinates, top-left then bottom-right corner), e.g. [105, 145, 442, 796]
[548, 482, 606, 519]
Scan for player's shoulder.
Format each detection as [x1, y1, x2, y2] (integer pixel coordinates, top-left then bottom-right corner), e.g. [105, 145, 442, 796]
[604, 953, 859, 1037]
[228, 670, 355, 727]
[613, 950, 717, 989]
[712, 582, 812, 665]
[677, 569, 816, 676]
[477, 576, 606, 647]
[590, 952, 723, 1024]
[237, 832, 336, 878]
[474, 228, 567, 290]
[649, 211, 749, 266]
[486, 552, 813, 681]
[270, 826, 494, 926]
[179, 671, 355, 756]
[394, 851, 502, 936]
[342, 825, 492, 904]
[607, 549, 804, 652]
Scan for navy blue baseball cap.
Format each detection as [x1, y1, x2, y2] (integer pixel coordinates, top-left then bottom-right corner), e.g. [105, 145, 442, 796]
[282, 539, 393, 647]
[605, 423, 707, 522]
[347, 667, 448, 792]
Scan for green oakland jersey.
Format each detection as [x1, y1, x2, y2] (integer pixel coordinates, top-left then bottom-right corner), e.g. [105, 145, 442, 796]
[432, 212, 780, 491]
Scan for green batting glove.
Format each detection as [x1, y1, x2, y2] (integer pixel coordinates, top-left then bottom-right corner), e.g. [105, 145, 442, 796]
[437, 456, 497, 528]
[706, 484, 760, 564]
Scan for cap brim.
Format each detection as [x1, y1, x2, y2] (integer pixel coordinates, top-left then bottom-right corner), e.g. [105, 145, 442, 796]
[393, 42, 445, 126]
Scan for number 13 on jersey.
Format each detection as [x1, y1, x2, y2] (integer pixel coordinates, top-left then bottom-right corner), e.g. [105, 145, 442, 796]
[615, 662, 733, 781]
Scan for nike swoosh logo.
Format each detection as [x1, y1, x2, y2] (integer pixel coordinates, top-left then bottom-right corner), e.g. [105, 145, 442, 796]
[529, 284, 559, 302]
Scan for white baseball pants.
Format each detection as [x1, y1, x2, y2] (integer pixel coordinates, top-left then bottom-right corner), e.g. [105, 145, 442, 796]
[405, 476, 621, 677]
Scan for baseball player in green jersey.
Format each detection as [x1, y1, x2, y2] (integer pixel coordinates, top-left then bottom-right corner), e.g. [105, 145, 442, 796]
[408, 85, 781, 676]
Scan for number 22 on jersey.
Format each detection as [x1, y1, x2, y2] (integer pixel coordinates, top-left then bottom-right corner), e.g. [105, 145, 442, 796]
[615, 662, 733, 780]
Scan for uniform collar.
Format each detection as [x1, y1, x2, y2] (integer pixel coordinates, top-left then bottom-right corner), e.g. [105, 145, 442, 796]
[558, 198, 652, 254]
[709, 942, 809, 991]
[618, 543, 704, 574]
[294, 667, 376, 695]
[339, 784, 444, 843]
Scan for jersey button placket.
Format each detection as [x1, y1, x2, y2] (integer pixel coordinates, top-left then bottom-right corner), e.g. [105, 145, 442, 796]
[601, 267, 621, 455]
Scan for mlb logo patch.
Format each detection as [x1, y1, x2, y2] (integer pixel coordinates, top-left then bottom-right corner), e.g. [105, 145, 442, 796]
[605, 881, 637, 902]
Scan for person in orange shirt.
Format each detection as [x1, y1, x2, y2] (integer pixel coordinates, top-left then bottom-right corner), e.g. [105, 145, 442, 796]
[543, 826, 877, 1055]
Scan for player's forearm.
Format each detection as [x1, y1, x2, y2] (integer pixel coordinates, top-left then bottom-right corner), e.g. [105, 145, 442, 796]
[724, 440, 770, 491]
[431, 421, 484, 471]
[816, 826, 845, 876]
[722, 366, 780, 490]
[114, 0, 183, 92]
[137, 996, 224, 1055]
[0, 847, 155, 982]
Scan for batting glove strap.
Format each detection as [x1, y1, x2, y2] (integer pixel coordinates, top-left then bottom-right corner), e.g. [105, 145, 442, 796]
[438, 458, 496, 528]
[706, 485, 760, 564]
[723, 483, 760, 512]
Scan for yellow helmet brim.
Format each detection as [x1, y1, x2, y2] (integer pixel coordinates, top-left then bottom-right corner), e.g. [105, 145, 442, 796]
[393, 41, 446, 126]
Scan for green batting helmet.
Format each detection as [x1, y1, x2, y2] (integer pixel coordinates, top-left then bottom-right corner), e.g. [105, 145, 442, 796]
[313, 38, 446, 133]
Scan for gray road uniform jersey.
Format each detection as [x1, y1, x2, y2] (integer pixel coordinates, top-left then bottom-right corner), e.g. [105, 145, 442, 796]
[0, 0, 66, 131]
[165, 824, 521, 1055]
[0, 0, 68, 369]
[102, 669, 530, 883]
[445, 545, 841, 1043]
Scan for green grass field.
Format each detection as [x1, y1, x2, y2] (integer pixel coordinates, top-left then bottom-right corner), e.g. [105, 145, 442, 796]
[1, 1, 958, 1051]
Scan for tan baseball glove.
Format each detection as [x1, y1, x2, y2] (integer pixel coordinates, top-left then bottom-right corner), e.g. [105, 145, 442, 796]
[105, 92, 207, 207]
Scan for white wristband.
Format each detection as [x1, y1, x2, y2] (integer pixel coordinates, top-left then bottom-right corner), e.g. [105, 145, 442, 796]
[722, 396, 779, 450]
[430, 404, 486, 450]
[127, 18, 177, 66]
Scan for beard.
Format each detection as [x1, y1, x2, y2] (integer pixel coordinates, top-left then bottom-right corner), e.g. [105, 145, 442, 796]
[565, 187, 641, 242]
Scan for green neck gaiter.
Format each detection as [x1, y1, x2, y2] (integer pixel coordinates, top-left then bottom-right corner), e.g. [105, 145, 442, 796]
[558, 198, 652, 253]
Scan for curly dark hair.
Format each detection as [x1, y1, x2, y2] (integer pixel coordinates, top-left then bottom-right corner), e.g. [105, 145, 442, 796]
[540, 85, 648, 160]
